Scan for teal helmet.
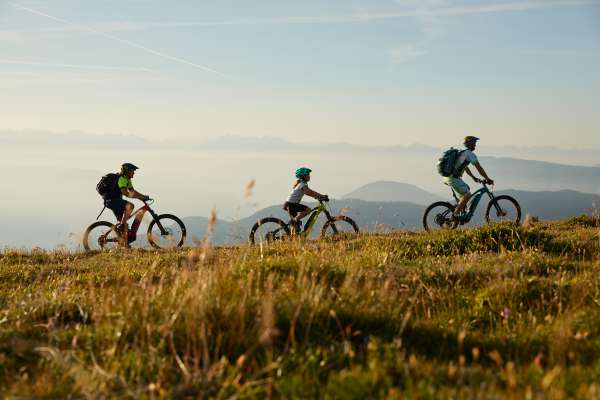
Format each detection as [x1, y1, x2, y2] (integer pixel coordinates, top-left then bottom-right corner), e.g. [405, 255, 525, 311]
[295, 167, 312, 178]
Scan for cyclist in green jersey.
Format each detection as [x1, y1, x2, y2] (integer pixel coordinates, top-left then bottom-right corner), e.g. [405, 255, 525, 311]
[105, 163, 150, 244]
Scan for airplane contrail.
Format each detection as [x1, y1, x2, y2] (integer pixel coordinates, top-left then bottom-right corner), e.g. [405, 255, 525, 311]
[28, 0, 600, 33]
[8, 2, 226, 77]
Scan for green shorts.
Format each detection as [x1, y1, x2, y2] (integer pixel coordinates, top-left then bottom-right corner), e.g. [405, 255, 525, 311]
[443, 177, 471, 199]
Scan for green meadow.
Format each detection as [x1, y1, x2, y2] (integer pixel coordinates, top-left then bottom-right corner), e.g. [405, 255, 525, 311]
[2, 217, 600, 399]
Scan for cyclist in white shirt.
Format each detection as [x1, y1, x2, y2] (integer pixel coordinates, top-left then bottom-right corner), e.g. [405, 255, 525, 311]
[284, 167, 329, 233]
[444, 136, 494, 220]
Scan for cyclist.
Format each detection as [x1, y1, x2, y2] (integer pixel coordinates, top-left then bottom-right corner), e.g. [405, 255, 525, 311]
[444, 136, 494, 220]
[105, 163, 150, 245]
[284, 167, 329, 233]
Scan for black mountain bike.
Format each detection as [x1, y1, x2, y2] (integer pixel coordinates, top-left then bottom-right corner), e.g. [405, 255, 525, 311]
[249, 200, 359, 245]
[423, 181, 521, 231]
[83, 199, 186, 250]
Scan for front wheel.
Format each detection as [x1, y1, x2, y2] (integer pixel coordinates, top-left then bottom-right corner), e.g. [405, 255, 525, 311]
[423, 202, 458, 232]
[83, 221, 119, 251]
[147, 214, 186, 249]
[249, 217, 290, 245]
[321, 216, 359, 239]
[485, 195, 521, 225]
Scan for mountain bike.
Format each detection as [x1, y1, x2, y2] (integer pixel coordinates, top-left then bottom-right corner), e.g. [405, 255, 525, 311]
[83, 199, 186, 250]
[423, 181, 521, 231]
[249, 199, 359, 245]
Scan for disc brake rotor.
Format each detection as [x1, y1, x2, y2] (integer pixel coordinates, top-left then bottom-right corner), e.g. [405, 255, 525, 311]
[435, 213, 448, 227]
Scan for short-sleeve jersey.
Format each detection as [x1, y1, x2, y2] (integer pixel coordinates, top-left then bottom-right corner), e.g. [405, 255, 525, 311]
[454, 148, 478, 177]
[118, 176, 133, 192]
[286, 181, 308, 204]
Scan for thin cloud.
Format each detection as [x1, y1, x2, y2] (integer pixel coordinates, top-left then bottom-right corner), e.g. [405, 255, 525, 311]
[0, 59, 155, 73]
[388, 45, 428, 64]
[27, 0, 600, 33]
[7, 2, 226, 77]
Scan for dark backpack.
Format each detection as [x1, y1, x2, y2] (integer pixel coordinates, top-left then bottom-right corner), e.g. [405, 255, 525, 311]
[96, 173, 121, 200]
[437, 148, 466, 177]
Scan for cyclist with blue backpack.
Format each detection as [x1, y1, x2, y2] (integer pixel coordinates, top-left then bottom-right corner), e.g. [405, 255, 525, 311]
[438, 136, 494, 221]
[97, 163, 150, 245]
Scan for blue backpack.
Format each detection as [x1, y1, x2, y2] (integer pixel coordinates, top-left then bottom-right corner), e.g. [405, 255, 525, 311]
[437, 148, 466, 177]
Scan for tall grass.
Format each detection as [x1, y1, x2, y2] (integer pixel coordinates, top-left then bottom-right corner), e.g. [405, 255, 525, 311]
[1, 217, 600, 398]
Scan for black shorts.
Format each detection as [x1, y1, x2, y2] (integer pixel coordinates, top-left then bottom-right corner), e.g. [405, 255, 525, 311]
[104, 198, 130, 220]
[283, 202, 309, 218]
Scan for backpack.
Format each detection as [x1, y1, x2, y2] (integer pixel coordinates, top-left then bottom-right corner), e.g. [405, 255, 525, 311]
[437, 148, 466, 177]
[96, 173, 121, 200]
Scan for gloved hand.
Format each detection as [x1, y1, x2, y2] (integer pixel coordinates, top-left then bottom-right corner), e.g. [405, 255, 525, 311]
[142, 195, 151, 202]
[320, 195, 330, 202]
[485, 179, 494, 185]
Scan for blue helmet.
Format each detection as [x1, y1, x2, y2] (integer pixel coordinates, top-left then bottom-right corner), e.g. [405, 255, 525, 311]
[295, 167, 312, 178]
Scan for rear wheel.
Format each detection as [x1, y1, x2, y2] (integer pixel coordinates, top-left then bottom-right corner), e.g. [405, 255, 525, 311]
[249, 217, 290, 245]
[485, 195, 521, 225]
[423, 202, 458, 232]
[147, 214, 186, 249]
[83, 221, 119, 251]
[321, 216, 359, 239]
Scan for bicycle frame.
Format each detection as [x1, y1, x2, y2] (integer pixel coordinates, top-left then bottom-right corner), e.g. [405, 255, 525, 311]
[297, 201, 333, 237]
[101, 200, 168, 243]
[458, 184, 500, 222]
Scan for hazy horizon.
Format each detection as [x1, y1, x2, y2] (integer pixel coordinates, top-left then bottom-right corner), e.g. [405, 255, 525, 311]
[1, 130, 599, 249]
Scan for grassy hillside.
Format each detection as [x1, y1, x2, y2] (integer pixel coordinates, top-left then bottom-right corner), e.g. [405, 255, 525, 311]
[2, 217, 600, 398]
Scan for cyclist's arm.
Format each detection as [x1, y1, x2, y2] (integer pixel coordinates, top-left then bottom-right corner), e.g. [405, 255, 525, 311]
[464, 167, 477, 181]
[302, 186, 326, 199]
[121, 187, 148, 200]
[473, 162, 493, 183]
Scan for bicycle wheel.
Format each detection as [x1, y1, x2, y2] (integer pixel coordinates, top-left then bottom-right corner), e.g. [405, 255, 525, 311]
[485, 195, 521, 225]
[249, 217, 290, 245]
[147, 214, 186, 249]
[321, 216, 359, 239]
[423, 202, 458, 232]
[83, 221, 119, 251]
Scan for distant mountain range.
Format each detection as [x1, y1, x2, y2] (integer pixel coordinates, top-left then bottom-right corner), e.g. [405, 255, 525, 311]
[4, 131, 599, 164]
[343, 181, 443, 204]
[479, 157, 600, 194]
[180, 181, 600, 246]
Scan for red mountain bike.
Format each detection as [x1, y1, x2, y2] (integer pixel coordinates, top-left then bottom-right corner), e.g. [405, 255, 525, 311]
[83, 199, 186, 251]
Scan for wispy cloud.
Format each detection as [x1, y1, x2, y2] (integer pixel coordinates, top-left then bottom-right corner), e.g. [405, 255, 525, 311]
[25, 0, 599, 33]
[0, 59, 154, 73]
[7, 2, 226, 77]
[388, 45, 428, 64]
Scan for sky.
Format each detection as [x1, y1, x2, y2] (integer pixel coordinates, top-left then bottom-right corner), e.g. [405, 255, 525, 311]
[1, 0, 599, 148]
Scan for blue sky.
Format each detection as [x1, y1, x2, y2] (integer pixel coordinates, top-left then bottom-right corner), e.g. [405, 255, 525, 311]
[0, 0, 599, 147]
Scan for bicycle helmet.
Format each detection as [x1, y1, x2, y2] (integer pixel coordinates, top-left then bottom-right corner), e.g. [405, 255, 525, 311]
[295, 167, 312, 178]
[121, 163, 139, 172]
[464, 136, 480, 144]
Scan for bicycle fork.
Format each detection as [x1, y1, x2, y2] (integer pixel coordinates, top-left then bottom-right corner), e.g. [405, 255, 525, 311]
[489, 195, 507, 217]
[149, 210, 169, 235]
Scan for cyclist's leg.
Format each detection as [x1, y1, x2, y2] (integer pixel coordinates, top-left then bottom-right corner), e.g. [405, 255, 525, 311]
[129, 208, 147, 242]
[295, 205, 311, 222]
[120, 201, 134, 225]
[284, 202, 309, 233]
[446, 178, 471, 214]
[106, 198, 126, 222]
